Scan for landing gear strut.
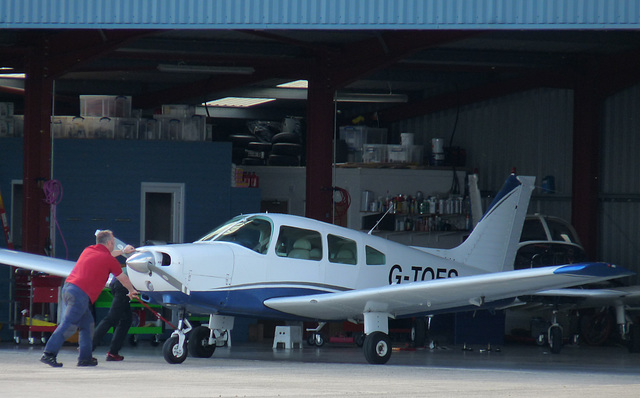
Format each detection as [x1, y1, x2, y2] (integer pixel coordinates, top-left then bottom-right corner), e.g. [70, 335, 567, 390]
[363, 312, 392, 364]
[306, 322, 326, 347]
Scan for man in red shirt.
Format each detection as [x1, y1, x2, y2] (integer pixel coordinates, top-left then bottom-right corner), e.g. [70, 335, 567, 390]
[40, 230, 139, 367]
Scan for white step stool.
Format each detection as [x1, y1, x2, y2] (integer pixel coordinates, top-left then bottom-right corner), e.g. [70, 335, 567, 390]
[272, 325, 303, 349]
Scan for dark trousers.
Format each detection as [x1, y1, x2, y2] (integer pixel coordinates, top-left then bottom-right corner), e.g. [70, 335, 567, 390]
[92, 279, 132, 355]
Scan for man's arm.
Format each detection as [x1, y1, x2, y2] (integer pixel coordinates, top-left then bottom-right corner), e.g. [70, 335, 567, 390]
[111, 244, 135, 258]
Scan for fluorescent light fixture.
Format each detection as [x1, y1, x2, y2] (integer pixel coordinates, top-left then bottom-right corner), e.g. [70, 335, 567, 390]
[277, 80, 308, 89]
[335, 92, 408, 103]
[204, 97, 276, 108]
[0, 67, 24, 79]
[0, 73, 25, 79]
[158, 64, 255, 75]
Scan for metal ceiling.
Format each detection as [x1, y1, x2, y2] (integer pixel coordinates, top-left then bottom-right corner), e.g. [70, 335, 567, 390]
[0, 1, 639, 122]
[2, 28, 640, 124]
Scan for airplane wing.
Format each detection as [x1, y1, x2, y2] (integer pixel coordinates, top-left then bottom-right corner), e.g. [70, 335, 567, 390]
[0, 248, 75, 278]
[264, 262, 633, 320]
[531, 285, 640, 306]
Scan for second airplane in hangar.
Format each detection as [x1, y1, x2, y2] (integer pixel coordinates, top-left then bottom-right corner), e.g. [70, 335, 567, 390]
[0, 173, 633, 364]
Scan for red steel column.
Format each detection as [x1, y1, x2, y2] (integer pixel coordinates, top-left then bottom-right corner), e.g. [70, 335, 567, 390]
[571, 78, 601, 261]
[305, 80, 335, 223]
[22, 48, 53, 255]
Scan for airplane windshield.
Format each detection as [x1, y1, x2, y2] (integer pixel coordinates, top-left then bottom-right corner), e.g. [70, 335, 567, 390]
[197, 216, 273, 254]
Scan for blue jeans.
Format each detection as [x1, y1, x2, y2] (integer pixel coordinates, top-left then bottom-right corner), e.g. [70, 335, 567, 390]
[43, 283, 94, 361]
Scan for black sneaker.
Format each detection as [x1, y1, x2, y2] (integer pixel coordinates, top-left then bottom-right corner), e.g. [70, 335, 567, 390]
[40, 353, 63, 368]
[77, 357, 98, 367]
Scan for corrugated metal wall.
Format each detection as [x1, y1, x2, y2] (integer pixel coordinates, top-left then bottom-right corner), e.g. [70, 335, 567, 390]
[391, 87, 574, 196]
[600, 83, 640, 282]
[391, 83, 640, 281]
[1, 0, 639, 29]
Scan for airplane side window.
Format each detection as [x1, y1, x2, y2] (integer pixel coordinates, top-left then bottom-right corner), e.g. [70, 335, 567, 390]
[328, 234, 357, 265]
[546, 219, 577, 243]
[276, 226, 322, 261]
[520, 219, 547, 242]
[365, 245, 386, 265]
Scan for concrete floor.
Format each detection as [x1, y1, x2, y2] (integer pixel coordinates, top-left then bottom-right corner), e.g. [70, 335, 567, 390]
[1, 340, 640, 397]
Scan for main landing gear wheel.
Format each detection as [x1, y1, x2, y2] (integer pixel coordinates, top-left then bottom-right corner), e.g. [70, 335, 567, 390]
[307, 333, 325, 347]
[163, 336, 188, 364]
[629, 323, 640, 353]
[363, 332, 392, 364]
[549, 326, 563, 354]
[188, 326, 216, 358]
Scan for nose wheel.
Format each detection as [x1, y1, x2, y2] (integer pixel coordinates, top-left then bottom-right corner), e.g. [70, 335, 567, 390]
[162, 315, 192, 364]
[163, 335, 188, 364]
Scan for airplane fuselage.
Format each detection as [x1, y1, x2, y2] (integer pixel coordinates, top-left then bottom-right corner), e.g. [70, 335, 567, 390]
[126, 213, 480, 320]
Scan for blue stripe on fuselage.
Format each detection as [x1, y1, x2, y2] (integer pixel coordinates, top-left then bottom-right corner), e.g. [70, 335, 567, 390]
[143, 286, 333, 320]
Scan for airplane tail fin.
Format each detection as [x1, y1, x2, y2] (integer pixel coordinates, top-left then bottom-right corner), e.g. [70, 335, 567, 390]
[427, 173, 535, 273]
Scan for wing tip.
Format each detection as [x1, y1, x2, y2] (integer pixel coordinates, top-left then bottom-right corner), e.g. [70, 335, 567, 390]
[554, 262, 634, 278]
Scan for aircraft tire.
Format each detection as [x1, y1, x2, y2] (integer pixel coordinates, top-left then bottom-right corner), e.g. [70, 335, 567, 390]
[163, 336, 188, 364]
[413, 318, 427, 348]
[188, 326, 216, 358]
[363, 332, 392, 365]
[549, 326, 563, 354]
[307, 333, 325, 347]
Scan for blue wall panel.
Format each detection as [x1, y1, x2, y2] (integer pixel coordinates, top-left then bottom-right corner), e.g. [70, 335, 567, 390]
[0, 137, 22, 248]
[0, 139, 259, 261]
[1, 0, 639, 29]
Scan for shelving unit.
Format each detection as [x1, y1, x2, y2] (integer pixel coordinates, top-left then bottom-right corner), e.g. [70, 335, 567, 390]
[12, 270, 62, 344]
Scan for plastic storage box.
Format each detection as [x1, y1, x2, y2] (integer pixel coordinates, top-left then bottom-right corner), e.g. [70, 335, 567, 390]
[339, 126, 387, 152]
[387, 145, 424, 164]
[362, 144, 388, 163]
[154, 114, 206, 141]
[80, 95, 132, 118]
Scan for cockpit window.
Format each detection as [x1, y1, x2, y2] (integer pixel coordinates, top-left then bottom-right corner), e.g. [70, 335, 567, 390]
[275, 226, 322, 260]
[520, 218, 547, 242]
[328, 234, 357, 265]
[197, 216, 272, 254]
[546, 219, 578, 243]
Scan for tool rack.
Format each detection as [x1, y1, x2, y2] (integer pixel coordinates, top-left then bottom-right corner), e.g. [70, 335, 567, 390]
[12, 269, 62, 344]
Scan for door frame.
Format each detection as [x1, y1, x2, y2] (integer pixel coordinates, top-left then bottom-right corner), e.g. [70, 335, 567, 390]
[140, 182, 185, 245]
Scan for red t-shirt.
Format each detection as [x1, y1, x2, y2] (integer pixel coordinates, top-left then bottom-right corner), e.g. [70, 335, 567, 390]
[66, 244, 123, 303]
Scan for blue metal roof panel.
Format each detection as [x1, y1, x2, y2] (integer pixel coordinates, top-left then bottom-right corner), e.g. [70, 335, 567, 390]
[1, 0, 639, 29]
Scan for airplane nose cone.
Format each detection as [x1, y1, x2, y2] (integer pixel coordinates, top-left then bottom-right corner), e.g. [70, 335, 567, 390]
[127, 251, 154, 274]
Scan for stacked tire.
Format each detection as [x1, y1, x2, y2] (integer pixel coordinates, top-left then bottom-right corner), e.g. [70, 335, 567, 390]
[268, 132, 302, 166]
[229, 134, 273, 165]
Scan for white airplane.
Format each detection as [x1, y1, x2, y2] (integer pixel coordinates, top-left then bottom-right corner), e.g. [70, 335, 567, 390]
[0, 173, 633, 364]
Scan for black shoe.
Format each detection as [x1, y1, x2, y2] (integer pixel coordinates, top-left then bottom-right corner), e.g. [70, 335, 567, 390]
[40, 353, 63, 368]
[77, 357, 98, 367]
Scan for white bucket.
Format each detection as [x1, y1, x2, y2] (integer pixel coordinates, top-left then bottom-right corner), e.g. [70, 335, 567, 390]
[400, 133, 414, 146]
